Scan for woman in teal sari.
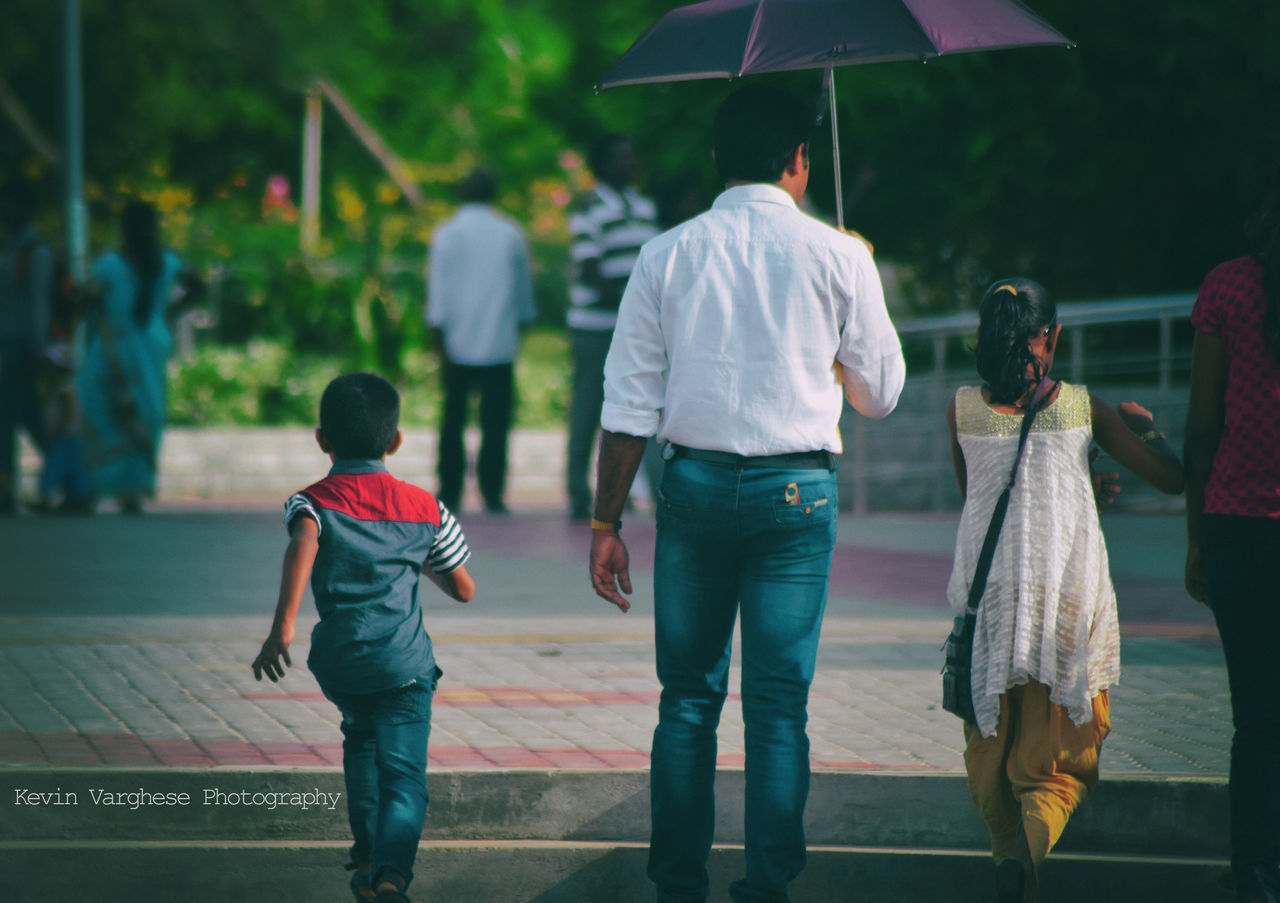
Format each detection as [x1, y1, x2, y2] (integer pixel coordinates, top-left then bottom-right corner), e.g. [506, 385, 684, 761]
[77, 202, 200, 513]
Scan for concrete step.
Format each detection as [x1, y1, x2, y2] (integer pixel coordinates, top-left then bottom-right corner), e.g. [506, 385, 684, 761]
[2, 768, 1228, 858]
[6, 840, 1232, 903]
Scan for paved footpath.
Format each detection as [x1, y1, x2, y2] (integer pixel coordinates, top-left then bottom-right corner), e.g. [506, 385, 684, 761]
[0, 481, 1229, 777]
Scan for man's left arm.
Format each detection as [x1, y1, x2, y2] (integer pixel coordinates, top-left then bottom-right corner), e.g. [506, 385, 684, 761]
[836, 245, 905, 419]
[590, 253, 664, 613]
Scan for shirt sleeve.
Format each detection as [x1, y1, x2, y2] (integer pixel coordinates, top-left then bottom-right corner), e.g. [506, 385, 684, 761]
[835, 240, 905, 420]
[284, 496, 320, 532]
[600, 248, 666, 438]
[426, 501, 471, 574]
[426, 226, 452, 329]
[1191, 266, 1225, 336]
[283, 493, 321, 534]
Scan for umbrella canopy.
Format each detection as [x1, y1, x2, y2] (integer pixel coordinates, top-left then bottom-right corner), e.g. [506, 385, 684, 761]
[596, 0, 1074, 227]
[597, 0, 1073, 89]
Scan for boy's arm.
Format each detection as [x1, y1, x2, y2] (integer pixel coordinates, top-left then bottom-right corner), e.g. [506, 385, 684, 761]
[423, 502, 474, 603]
[426, 564, 475, 602]
[252, 515, 320, 682]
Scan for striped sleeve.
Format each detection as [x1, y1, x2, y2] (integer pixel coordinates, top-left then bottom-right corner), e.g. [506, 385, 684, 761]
[283, 493, 321, 534]
[426, 502, 471, 574]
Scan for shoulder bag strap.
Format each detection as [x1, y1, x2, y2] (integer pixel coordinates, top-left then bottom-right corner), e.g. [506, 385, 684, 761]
[964, 377, 1055, 614]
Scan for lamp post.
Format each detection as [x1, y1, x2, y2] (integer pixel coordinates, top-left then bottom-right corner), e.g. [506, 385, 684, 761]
[63, 0, 87, 281]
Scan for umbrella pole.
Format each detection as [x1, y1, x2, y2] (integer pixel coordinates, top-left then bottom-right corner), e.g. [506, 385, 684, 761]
[825, 65, 845, 230]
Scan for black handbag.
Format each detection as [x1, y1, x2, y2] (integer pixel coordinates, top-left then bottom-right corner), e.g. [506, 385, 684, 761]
[941, 377, 1054, 723]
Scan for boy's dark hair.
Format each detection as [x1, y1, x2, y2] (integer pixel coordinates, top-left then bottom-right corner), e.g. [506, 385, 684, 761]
[975, 278, 1058, 405]
[458, 167, 497, 204]
[712, 84, 812, 185]
[319, 372, 400, 460]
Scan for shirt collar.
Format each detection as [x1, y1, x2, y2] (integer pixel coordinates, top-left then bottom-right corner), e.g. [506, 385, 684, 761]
[328, 458, 387, 476]
[711, 183, 797, 211]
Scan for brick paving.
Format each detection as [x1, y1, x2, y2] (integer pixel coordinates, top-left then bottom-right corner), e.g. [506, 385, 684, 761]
[0, 431, 1229, 777]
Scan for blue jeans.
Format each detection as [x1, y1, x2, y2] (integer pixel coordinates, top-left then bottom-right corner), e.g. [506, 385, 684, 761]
[648, 457, 837, 903]
[325, 674, 437, 892]
[1203, 515, 1280, 903]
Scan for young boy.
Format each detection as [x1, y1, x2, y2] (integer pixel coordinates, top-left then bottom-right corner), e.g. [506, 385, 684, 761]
[252, 372, 475, 903]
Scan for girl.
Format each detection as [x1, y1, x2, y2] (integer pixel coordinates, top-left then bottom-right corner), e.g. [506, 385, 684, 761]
[945, 278, 1183, 902]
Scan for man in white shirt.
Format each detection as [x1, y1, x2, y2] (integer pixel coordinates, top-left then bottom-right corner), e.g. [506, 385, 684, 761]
[426, 168, 535, 514]
[588, 85, 905, 903]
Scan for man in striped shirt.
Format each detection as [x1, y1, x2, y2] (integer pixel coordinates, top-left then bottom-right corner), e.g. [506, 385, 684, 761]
[252, 372, 475, 903]
[566, 135, 659, 520]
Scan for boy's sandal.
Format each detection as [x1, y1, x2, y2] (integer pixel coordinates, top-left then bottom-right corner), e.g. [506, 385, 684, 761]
[372, 891, 410, 903]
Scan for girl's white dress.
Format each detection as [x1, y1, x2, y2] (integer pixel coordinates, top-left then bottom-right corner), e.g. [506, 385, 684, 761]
[947, 382, 1120, 738]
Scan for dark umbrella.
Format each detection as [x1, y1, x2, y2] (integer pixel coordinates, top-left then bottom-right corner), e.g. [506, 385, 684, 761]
[597, 0, 1074, 227]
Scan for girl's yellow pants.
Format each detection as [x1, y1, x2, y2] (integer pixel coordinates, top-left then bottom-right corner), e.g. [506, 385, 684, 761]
[963, 680, 1111, 864]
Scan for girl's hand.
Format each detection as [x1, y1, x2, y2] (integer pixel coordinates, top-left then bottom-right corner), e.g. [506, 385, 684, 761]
[1088, 447, 1121, 509]
[1116, 401, 1156, 434]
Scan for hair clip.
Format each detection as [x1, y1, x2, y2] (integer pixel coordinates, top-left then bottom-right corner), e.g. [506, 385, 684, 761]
[997, 284, 1019, 296]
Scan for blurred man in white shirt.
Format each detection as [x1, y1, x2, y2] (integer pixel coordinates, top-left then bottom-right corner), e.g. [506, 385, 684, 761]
[427, 168, 535, 514]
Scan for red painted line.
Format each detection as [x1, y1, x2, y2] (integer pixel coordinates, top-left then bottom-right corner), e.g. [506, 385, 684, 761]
[534, 749, 611, 769]
[255, 741, 331, 768]
[590, 750, 651, 768]
[198, 739, 273, 767]
[0, 731, 51, 765]
[145, 738, 214, 767]
[88, 732, 162, 766]
[2, 730, 937, 771]
[477, 746, 558, 768]
[32, 732, 103, 766]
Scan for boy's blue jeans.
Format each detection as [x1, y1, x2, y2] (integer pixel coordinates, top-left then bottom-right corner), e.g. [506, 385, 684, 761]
[648, 457, 837, 903]
[326, 674, 437, 891]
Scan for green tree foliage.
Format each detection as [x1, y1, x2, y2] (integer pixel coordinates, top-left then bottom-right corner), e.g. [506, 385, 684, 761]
[2, 0, 1278, 325]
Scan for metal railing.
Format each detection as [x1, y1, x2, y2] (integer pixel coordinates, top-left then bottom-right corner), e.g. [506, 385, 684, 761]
[841, 294, 1196, 514]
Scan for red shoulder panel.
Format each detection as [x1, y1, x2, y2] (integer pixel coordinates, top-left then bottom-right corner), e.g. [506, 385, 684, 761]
[302, 472, 440, 525]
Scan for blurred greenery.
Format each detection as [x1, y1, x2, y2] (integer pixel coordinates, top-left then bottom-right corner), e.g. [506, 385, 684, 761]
[168, 328, 570, 429]
[3, 0, 1279, 425]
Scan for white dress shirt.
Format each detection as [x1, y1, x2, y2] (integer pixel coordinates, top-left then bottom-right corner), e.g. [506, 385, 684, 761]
[427, 204, 535, 366]
[601, 183, 904, 456]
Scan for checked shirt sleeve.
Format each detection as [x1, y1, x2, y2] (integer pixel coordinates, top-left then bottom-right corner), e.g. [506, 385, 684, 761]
[426, 502, 471, 574]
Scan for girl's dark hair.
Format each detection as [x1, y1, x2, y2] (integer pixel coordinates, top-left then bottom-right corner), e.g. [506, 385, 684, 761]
[1246, 159, 1280, 362]
[974, 277, 1057, 404]
[121, 202, 163, 328]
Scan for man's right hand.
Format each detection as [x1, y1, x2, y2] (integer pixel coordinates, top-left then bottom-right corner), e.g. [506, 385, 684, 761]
[590, 531, 632, 613]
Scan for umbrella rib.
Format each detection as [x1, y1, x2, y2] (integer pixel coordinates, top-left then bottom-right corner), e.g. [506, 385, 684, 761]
[740, 0, 772, 77]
